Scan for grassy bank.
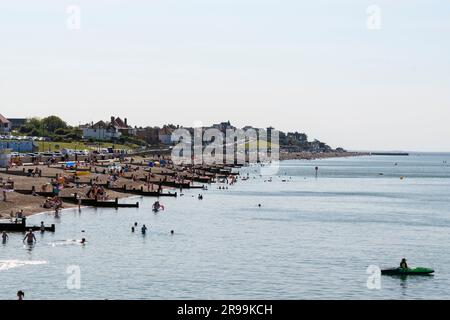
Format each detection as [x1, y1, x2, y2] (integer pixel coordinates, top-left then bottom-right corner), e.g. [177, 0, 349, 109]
[36, 141, 138, 152]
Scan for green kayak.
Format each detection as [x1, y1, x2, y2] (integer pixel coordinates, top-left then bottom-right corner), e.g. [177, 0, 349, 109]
[381, 267, 434, 276]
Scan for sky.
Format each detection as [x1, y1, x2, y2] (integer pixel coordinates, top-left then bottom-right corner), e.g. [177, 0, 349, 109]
[1, 0, 449, 151]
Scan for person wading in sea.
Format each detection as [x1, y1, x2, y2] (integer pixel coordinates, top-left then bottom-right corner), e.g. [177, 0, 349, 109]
[17, 290, 24, 300]
[23, 229, 36, 244]
[1, 231, 8, 243]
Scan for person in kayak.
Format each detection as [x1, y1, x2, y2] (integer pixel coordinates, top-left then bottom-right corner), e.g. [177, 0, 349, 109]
[23, 229, 37, 244]
[400, 258, 408, 269]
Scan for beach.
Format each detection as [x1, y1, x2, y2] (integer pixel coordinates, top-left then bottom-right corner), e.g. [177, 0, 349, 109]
[0, 152, 366, 219]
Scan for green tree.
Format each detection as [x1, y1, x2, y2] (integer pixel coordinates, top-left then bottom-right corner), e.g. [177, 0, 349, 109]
[42, 116, 67, 133]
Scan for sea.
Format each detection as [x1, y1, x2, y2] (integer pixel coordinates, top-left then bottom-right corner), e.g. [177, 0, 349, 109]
[1, 153, 450, 299]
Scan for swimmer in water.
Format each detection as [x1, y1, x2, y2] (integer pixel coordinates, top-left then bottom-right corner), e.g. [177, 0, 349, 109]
[23, 229, 36, 244]
[80, 238, 86, 244]
[131, 226, 135, 233]
[2, 231, 8, 242]
[17, 290, 24, 300]
[141, 224, 147, 234]
[40, 221, 45, 232]
[134, 222, 138, 227]
[170, 230, 174, 235]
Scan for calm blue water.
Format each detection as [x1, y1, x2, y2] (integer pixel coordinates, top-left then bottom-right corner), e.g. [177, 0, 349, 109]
[1, 153, 450, 300]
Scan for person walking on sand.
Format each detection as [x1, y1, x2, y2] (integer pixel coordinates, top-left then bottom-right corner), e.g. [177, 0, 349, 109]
[2, 182, 10, 202]
[23, 229, 36, 244]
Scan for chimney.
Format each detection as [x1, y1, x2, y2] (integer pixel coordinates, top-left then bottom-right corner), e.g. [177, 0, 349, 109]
[111, 116, 115, 124]
[124, 118, 128, 126]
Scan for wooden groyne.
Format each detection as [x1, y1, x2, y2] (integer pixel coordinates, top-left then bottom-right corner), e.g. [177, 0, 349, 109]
[0, 218, 55, 232]
[60, 194, 139, 208]
[108, 185, 177, 197]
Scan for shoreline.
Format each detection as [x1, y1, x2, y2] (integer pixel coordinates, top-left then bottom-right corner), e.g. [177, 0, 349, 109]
[1, 152, 367, 220]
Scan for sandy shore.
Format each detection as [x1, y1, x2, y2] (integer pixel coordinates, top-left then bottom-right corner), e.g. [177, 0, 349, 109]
[0, 164, 132, 219]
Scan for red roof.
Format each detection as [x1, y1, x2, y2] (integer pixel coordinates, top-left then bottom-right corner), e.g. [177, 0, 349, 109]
[0, 114, 11, 124]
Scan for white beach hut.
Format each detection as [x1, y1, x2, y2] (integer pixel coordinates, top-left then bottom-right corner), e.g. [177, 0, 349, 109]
[0, 149, 11, 168]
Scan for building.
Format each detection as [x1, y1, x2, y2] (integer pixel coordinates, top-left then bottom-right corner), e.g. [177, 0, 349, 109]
[158, 126, 175, 145]
[7, 118, 27, 130]
[136, 127, 160, 145]
[81, 116, 135, 141]
[212, 121, 235, 133]
[110, 116, 135, 136]
[82, 121, 122, 141]
[0, 114, 11, 134]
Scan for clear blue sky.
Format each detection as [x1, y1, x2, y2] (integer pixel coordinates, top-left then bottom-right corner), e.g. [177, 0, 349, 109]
[1, 0, 449, 151]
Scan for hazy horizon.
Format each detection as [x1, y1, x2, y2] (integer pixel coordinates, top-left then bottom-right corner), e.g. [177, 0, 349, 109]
[1, 0, 449, 152]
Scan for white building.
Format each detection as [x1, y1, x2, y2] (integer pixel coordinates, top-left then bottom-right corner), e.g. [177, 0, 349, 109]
[0, 149, 11, 168]
[82, 121, 122, 140]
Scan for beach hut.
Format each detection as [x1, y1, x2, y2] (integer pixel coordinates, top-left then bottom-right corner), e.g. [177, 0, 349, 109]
[0, 149, 11, 168]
